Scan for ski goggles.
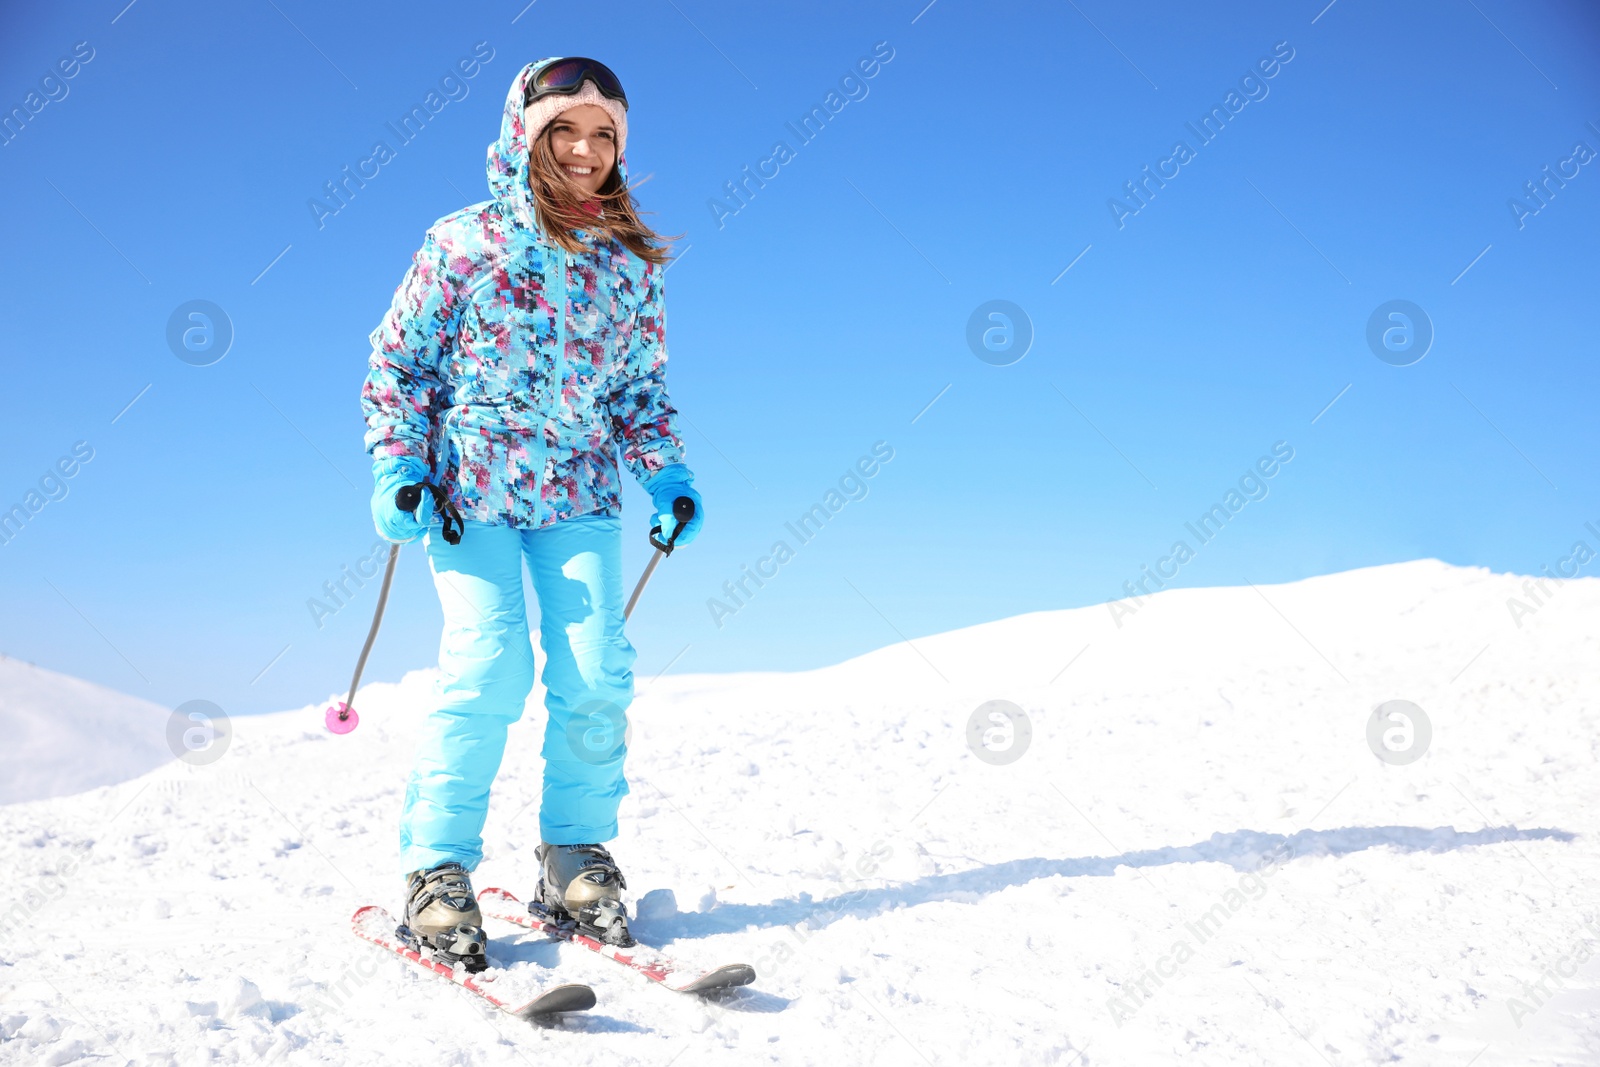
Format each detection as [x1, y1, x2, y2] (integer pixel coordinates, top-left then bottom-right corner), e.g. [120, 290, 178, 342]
[525, 57, 629, 112]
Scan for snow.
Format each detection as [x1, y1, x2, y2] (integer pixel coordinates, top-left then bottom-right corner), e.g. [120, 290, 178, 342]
[2, 559, 1598, 1065]
[0, 654, 173, 805]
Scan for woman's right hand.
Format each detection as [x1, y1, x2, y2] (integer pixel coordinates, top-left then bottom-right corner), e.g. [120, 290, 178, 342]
[371, 457, 432, 544]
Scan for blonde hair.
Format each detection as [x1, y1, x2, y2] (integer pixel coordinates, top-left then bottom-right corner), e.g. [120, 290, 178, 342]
[527, 125, 680, 265]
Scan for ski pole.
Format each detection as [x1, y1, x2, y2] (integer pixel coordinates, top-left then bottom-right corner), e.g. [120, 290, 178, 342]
[624, 496, 696, 621]
[325, 482, 462, 734]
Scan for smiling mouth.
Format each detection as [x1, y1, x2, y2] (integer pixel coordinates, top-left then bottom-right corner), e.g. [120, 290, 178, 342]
[561, 163, 595, 178]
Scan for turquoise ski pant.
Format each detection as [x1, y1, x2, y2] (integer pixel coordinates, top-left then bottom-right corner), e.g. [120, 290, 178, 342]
[398, 514, 636, 876]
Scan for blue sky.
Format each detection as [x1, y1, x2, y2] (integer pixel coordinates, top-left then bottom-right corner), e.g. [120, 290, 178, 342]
[1, 0, 1597, 717]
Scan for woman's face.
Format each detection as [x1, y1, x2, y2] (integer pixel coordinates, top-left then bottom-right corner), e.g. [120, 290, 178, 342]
[532, 103, 616, 196]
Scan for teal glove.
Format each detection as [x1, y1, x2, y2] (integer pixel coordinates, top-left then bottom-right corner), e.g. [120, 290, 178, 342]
[642, 464, 704, 548]
[371, 457, 432, 544]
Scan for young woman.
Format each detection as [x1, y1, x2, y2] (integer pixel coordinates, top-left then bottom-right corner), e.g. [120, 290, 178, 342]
[359, 56, 703, 970]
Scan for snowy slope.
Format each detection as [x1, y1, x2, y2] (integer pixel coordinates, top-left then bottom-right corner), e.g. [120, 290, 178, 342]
[0, 654, 173, 805]
[2, 559, 1598, 1066]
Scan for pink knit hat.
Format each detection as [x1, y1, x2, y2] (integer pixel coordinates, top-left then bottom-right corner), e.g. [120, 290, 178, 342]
[522, 76, 628, 157]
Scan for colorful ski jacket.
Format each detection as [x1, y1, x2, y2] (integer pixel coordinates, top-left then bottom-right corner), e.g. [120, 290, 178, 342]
[360, 59, 686, 529]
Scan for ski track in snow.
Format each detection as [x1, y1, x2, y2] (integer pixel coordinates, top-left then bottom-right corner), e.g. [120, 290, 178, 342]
[2, 560, 1598, 1065]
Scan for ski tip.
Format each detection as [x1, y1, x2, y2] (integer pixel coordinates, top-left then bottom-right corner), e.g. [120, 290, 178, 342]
[351, 904, 389, 926]
[478, 886, 519, 904]
[515, 982, 597, 1017]
[681, 963, 757, 994]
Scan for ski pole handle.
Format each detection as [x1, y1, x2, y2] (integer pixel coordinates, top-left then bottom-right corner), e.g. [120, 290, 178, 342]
[648, 496, 696, 555]
[395, 481, 464, 545]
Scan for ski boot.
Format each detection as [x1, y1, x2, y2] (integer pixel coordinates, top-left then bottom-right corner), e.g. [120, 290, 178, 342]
[534, 842, 634, 946]
[399, 861, 488, 973]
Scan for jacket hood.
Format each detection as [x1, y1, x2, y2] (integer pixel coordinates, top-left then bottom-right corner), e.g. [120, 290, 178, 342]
[487, 58, 631, 233]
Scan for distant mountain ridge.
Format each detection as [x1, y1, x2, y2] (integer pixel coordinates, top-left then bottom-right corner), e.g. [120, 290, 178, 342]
[0, 653, 173, 804]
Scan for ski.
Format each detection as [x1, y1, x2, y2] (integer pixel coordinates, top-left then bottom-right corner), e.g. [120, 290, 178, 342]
[478, 887, 757, 995]
[350, 905, 596, 1018]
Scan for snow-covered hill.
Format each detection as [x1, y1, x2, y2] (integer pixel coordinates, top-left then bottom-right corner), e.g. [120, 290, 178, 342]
[0, 654, 173, 805]
[2, 559, 1598, 1065]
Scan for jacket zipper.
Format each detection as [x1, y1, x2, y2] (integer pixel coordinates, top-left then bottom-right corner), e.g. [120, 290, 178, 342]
[546, 243, 569, 528]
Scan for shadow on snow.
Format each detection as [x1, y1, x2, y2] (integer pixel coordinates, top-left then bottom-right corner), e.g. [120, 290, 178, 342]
[636, 823, 1574, 944]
